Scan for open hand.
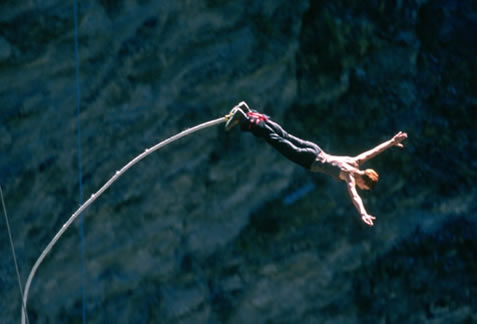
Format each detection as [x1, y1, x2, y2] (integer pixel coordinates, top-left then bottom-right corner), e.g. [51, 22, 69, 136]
[392, 131, 408, 148]
[362, 214, 376, 226]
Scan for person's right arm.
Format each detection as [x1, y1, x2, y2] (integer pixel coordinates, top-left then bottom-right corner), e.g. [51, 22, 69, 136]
[345, 173, 376, 226]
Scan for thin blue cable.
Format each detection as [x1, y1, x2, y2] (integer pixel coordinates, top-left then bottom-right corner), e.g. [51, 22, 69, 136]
[73, 0, 86, 323]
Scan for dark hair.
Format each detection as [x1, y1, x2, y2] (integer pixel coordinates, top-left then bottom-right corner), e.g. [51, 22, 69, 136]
[362, 169, 379, 189]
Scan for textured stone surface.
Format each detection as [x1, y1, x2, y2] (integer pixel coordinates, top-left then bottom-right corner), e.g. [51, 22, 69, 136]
[1, 0, 476, 323]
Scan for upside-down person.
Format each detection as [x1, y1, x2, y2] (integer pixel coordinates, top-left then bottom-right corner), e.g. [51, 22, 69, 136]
[225, 102, 408, 226]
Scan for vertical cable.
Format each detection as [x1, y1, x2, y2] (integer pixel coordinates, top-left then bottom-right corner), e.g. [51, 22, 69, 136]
[73, 1, 86, 323]
[1, 185, 30, 324]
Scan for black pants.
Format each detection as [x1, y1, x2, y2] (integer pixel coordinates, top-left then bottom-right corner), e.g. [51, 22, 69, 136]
[242, 118, 321, 169]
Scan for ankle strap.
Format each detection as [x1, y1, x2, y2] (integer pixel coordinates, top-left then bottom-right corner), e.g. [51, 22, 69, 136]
[247, 111, 269, 125]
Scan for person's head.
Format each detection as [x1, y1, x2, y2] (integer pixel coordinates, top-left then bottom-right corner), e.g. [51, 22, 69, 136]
[356, 169, 379, 190]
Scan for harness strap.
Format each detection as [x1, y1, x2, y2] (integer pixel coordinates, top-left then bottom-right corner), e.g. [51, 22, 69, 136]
[247, 111, 269, 128]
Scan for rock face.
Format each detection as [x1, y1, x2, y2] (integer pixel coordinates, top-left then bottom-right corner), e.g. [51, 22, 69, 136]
[1, 0, 476, 323]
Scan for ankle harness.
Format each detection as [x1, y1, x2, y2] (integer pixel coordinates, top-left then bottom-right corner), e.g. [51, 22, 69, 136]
[247, 111, 269, 128]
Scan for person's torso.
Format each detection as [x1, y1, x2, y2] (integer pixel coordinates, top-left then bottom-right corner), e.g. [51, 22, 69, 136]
[311, 153, 359, 180]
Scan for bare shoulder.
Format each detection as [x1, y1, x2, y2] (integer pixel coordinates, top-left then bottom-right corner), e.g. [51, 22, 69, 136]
[350, 154, 364, 166]
[341, 170, 356, 185]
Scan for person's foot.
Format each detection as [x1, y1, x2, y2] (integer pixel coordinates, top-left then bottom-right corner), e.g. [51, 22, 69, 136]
[236, 101, 251, 113]
[225, 107, 247, 131]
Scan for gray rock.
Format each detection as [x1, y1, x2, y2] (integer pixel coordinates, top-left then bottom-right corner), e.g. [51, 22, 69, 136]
[1, 0, 476, 323]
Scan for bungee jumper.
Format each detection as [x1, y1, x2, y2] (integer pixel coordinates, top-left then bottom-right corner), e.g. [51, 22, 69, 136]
[224, 101, 408, 226]
[19, 104, 406, 323]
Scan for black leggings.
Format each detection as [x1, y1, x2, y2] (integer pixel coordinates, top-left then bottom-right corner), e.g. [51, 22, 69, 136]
[242, 118, 321, 169]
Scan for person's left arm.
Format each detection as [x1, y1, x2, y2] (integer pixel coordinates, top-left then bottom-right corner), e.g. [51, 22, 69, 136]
[355, 131, 408, 165]
[345, 173, 376, 226]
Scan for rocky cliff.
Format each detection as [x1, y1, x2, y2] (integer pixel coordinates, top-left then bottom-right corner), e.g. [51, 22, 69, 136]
[1, 0, 476, 323]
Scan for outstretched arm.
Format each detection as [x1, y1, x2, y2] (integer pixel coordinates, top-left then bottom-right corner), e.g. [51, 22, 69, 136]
[345, 173, 376, 226]
[355, 131, 408, 165]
